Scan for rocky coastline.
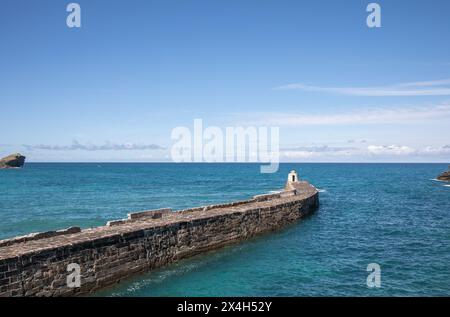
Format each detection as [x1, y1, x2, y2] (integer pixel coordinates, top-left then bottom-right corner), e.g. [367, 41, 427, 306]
[437, 166, 450, 181]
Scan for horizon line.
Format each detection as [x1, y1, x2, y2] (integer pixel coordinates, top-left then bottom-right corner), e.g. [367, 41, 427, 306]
[21, 161, 449, 164]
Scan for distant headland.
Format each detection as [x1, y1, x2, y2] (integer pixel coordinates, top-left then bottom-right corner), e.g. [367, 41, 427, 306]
[0, 153, 26, 169]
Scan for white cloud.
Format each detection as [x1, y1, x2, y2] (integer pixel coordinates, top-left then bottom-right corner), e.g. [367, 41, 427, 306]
[366, 144, 450, 156]
[281, 151, 320, 159]
[277, 79, 450, 96]
[23, 140, 165, 151]
[421, 145, 450, 155]
[367, 145, 416, 155]
[280, 145, 358, 159]
[282, 145, 357, 152]
[244, 104, 450, 126]
[279, 144, 450, 161]
[347, 139, 367, 144]
[397, 79, 450, 87]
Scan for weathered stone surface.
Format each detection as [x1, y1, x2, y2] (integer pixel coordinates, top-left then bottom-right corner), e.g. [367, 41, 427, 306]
[0, 153, 26, 169]
[437, 166, 450, 181]
[0, 182, 319, 297]
[127, 208, 172, 220]
[0, 227, 81, 248]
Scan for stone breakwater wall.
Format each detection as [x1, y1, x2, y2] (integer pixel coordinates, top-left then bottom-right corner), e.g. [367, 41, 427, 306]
[0, 182, 319, 297]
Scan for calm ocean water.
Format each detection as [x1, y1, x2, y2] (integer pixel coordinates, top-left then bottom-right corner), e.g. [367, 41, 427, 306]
[1, 163, 449, 296]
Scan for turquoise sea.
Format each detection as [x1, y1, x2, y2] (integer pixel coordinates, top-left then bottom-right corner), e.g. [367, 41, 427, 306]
[1, 163, 449, 296]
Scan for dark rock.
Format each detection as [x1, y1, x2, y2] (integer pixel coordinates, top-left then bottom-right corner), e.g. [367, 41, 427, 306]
[437, 166, 450, 181]
[0, 153, 26, 169]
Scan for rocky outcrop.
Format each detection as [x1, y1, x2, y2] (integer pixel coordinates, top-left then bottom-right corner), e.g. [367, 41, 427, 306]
[437, 166, 450, 181]
[0, 153, 26, 169]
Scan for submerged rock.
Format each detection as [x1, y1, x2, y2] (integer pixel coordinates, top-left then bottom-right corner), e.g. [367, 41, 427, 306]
[0, 153, 26, 169]
[437, 166, 450, 181]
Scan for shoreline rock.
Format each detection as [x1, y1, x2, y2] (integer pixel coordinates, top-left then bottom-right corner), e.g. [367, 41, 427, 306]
[0, 153, 26, 169]
[437, 166, 450, 181]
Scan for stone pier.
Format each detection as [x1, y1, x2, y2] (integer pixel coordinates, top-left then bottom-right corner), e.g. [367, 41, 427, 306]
[0, 176, 319, 297]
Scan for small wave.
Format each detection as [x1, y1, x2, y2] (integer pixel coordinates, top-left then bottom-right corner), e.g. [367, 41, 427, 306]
[317, 188, 327, 193]
[269, 190, 283, 194]
[444, 185, 450, 187]
[431, 178, 449, 183]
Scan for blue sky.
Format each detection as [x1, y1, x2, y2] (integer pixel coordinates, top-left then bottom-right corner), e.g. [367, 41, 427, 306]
[1, 0, 449, 162]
